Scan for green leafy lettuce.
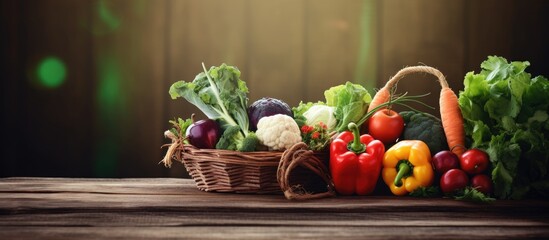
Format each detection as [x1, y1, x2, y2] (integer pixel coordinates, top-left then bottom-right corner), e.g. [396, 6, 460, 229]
[324, 82, 372, 132]
[169, 63, 256, 151]
[458, 56, 549, 199]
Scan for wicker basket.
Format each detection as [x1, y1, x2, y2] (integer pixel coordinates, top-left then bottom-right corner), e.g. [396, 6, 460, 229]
[161, 130, 333, 196]
[178, 144, 283, 193]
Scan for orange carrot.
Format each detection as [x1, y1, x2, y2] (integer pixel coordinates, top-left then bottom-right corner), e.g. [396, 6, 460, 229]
[367, 87, 391, 113]
[366, 66, 465, 155]
[439, 87, 465, 155]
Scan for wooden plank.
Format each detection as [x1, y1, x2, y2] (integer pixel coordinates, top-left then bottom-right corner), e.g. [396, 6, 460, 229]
[1, 178, 548, 240]
[1, 191, 548, 215]
[0, 226, 548, 240]
[0, 177, 194, 195]
[1, 178, 548, 214]
[379, 0, 466, 115]
[1, 211, 547, 227]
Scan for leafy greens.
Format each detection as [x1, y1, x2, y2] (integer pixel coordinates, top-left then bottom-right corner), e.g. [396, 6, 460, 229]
[169, 63, 252, 150]
[458, 56, 549, 199]
[324, 82, 372, 132]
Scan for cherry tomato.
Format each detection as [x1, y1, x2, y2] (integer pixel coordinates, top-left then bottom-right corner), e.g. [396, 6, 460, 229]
[367, 109, 404, 144]
[440, 169, 469, 194]
[460, 149, 489, 175]
[471, 174, 493, 195]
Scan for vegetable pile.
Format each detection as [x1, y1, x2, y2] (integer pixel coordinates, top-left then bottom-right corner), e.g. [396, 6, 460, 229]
[167, 63, 335, 153]
[163, 56, 549, 201]
[458, 56, 549, 199]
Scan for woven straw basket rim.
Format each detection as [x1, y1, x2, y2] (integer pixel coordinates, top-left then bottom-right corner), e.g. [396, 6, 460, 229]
[179, 144, 283, 166]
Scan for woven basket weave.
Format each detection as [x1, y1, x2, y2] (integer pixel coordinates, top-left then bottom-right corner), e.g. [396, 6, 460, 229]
[177, 144, 283, 193]
[162, 130, 331, 195]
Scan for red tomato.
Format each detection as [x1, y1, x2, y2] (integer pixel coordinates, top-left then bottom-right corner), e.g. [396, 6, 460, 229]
[460, 149, 490, 175]
[440, 169, 469, 194]
[367, 109, 404, 144]
[471, 174, 493, 195]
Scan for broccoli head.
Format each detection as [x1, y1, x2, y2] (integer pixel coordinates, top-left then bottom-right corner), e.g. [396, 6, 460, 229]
[215, 125, 259, 152]
[400, 110, 448, 155]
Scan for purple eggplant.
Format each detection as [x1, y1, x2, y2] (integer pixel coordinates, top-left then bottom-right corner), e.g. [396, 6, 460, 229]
[185, 115, 220, 149]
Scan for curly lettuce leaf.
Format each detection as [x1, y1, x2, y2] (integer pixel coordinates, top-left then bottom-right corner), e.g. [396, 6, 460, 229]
[324, 82, 372, 132]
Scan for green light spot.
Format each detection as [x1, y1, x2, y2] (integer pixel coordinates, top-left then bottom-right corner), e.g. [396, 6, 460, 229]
[37, 57, 66, 88]
[98, 0, 120, 30]
[94, 55, 122, 177]
[354, 0, 376, 93]
[98, 61, 120, 108]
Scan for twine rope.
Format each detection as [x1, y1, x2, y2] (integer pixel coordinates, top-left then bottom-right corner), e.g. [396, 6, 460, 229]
[160, 130, 181, 168]
[277, 142, 335, 200]
[384, 65, 448, 90]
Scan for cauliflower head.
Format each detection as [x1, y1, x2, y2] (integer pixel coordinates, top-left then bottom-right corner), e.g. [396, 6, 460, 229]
[256, 114, 302, 151]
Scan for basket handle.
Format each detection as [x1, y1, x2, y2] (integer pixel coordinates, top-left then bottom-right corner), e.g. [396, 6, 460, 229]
[386, 65, 448, 89]
[368, 66, 448, 113]
[367, 65, 465, 155]
[277, 142, 336, 200]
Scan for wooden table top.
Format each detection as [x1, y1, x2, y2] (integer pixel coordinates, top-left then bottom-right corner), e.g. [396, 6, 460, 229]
[0, 177, 548, 239]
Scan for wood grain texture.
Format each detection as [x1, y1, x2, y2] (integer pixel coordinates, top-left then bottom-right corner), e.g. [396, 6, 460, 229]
[0, 178, 548, 239]
[2, 226, 549, 240]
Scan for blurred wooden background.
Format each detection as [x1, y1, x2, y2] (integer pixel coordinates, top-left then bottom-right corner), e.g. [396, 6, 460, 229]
[2, 0, 548, 178]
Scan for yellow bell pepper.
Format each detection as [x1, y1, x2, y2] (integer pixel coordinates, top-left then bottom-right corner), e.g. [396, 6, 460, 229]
[382, 140, 434, 196]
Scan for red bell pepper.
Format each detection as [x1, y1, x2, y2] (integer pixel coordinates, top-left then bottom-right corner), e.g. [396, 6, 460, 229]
[330, 122, 385, 195]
